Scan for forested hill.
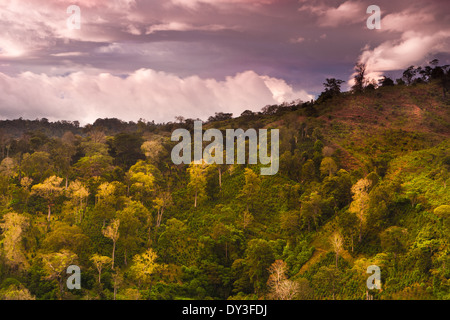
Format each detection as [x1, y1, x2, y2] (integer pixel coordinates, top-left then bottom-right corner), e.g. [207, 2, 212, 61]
[0, 78, 449, 300]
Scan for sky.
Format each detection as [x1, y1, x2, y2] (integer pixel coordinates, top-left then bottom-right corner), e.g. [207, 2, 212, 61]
[0, 0, 449, 125]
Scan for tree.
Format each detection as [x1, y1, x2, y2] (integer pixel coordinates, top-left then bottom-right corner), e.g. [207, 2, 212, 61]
[0, 284, 35, 300]
[21, 151, 53, 183]
[31, 176, 64, 221]
[208, 112, 233, 122]
[301, 159, 316, 182]
[157, 218, 196, 265]
[41, 250, 78, 300]
[91, 254, 112, 284]
[154, 191, 173, 228]
[349, 178, 371, 242]
[378, 76, 395, 87]
[300, 192, 322, 231]
[330, 232, 344, 267]
[110, 132, 145, 169]
[318, 78, 345, 102]
[266, 260, 299, 300]
[112, 270, 123, 300]
[245, 239, 275, 294]
[102, 219, 120, 269]
[187, 161, 207, 208]
[380, 226, 408, 266]
[241, 209, 254, 230]
[0, 212, 30, 271]
[117, 200, 151, 265]
[67, 180, 89, 224]
[320, 157, 338, 177]
[239, 168, 261, 212]
[128, 160, 156, 203]
[129, 248, 161, 288]
[96, 182, 116, 206]
[141, 138, 166, 165]
[0, 157, 16, 178]
[211, 222, 243, 261]
[41, 222, 89, 258]
[402, 65, 417, 85]
[352, 62, 367, 92]
[49, 138, 76, 189]
[20, 176, 33, 205]
[323, 78, 345, 95]
[73, 154, 114, 180]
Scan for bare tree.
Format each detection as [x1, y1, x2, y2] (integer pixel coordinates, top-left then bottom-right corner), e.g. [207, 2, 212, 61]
[330, 232, 344, 268]
[267, 260, 299, 300]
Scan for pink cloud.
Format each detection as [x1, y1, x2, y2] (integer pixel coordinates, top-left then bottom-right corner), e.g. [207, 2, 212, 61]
[0, 69, 313, 125]
[381, 11, 435, 33]
[298, 1, 365, 27]
[355, 30, 450, 83]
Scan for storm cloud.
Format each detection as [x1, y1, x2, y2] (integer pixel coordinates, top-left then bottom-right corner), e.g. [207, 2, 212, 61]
[0, 0, 448, 124]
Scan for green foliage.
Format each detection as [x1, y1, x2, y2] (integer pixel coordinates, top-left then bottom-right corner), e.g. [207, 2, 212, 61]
[0, 78, 448, 300]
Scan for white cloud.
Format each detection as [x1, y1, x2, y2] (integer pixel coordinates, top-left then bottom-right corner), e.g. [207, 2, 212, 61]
[356, 30, 450, 83]
[0, 69, 313, 125]
[168, 0, 274, 9]
[298, 1, 365, 27]
[381, 11, 435, 33]
[51, 52, 88, 57]
[290, 37, 305, 44]
[146, 22, 227, 34]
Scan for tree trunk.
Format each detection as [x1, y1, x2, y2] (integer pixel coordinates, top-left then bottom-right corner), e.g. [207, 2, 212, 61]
[219, 167, 222, 191]
[194, 191, 197, 208]
[112, 242, 116, 269]
[359, 221, 362, 242]
[47, 205, 52, 221]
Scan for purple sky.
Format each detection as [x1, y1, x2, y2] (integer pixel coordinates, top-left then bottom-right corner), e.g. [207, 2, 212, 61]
[0, 0, 449, 125]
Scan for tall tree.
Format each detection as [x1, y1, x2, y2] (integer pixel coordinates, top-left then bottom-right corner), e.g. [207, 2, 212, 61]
[239, 168, 261, 212]
[21, 151, 53, 183]
[67, 180, 89, 224]
[31, 176, 64, 221]
[129, 248, 161, 288]
[187, 161, 207, 208]
[0, 212, 30, 271]
[349, 178, 371, 242]
[402, 65, 417, 85]
[102, 219, 120, 269]
[91, 254, 112, 284]
[300, 192, 323, 231]
[154, 190, 172, 228]
[318, 78, 345, 101]
[245, 239, 275, 294]
[41, 250, 78, 300]
[330, 232, 344, 268]
[352, 62, 367, 92]
[320, 157, 338, 177]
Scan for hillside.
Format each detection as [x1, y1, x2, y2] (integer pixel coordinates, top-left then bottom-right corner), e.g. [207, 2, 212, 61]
[0, 79, 449, 300]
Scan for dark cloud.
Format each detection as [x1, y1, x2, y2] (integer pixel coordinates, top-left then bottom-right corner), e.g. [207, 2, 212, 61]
[0, 0, 449, 123]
